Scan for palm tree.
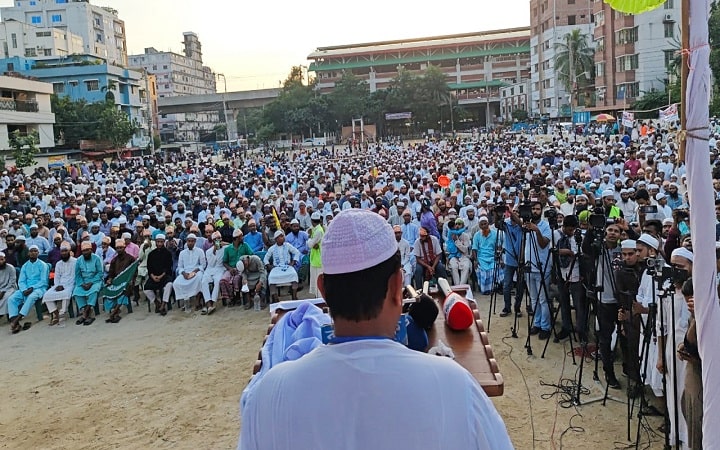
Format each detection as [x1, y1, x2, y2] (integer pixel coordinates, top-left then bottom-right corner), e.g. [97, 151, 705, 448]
[554, 29, 595, 96]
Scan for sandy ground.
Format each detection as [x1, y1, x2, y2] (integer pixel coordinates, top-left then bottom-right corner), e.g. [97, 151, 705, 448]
[0, 293, 665, 450]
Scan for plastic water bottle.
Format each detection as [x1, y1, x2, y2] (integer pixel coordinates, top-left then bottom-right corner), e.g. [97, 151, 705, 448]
[254, 294, 261, 311]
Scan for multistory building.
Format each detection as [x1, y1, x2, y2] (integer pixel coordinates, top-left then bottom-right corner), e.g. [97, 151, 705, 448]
[128, 32, 218, 143]
[0, 74, 55, 152]
[0, 19, 84, 59]
[591, 0, 680, 111]
[0, 0, 127, 66]
[529, 0, 594, 119]
[307, 27, 531, 128]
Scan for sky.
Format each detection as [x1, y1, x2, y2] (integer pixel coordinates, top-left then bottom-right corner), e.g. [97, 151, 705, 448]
[1, 0, 530, 91]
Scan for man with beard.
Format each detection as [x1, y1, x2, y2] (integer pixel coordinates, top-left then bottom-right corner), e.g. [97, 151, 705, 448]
[220, 229, 254, 306]
[244, 220, 264, 253]
[264, 230, 301, 303]
[144, 234, 174, 316]
[42, 242, 75, 325]
[201, 231, 225, 312]
[0, 251, 18, 319]
[12, 235, 29, 268]
[285, 219, 309, 283]
[394, 225, 414, 287]
[617, 189, 637, 222]
[173, 234, 206, 313]
[73, 241, 103, 326]
[8, 245, 49, 333]
[615, 239, 643, 396]
[103, 238, 136, 323]
[413, 226, 447, 289]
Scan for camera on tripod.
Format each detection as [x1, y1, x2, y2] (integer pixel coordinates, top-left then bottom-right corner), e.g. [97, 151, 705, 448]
[518, 203, 534, 222]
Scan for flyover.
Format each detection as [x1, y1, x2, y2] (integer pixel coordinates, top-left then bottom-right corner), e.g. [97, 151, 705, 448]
[157, 88, 281, 139]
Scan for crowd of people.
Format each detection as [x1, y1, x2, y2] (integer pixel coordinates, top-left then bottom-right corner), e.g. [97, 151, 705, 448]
[0, 119, 716, 447]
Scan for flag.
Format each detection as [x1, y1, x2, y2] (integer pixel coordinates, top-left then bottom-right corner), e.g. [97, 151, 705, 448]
[659, 103, 679, 123]
[271, 205, 281, 230]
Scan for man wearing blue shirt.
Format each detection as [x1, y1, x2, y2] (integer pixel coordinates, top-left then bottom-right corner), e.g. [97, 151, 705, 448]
[499, 215, 524, 317]
[520, 203, 552, 340]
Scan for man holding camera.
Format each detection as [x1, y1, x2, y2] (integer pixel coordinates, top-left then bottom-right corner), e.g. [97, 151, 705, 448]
[514, 201, 552, 340]
[552, 215, 584, 342]
[582, 221, 623, 388]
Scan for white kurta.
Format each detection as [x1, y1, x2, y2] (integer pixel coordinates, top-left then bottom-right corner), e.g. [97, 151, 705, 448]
[636, 272, 663, 396]
[201, 245, 225, 302]
[43, 257, 77, 303]
[239, 339, 513, 450]
[173, 247, 206, 300]
[264, 243, 300, 285]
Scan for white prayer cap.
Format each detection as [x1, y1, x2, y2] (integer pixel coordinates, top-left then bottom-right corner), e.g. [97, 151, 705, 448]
[80, 241, 92, 250]
[211, 231, 222, 240]
[671, 247, 694, 263]
[60, 241, 71, 250]
[155, 234, 166, 241]
[311, 212, 322, 221]
[321, 209, 398, 275]
[233, 228, 243, 238]
[620, 239, 636, 250]
[122, 232, 132, 240]
[273, 230, 285, 239]
[290, 219, 299, 225]
[186, 233, 197, 240]
[601, 190, 614, 198]
[655, 193, 666, 201]
[637, 233, 659, 251]
[236, 260, 245, 273]
[479, 216, 489, 223]
[662, 218, 674, 226]
[118, 218, 128, 224]
[0, 252, 5, 258]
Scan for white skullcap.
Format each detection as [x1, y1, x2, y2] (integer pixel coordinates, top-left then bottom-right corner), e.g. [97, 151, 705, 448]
[671, 247, 694, 263]
[478, 216, 489, 223]
[60, 241, 71, 250]
[155, 234, 166, 240]
[655, 193, 666, 201]
[122, 232, 132, 240]
[236, 260, 245, 273]
[233, 228, 243, 238]
[186, 233, 197, 240]
[80, 241, 93, 250]
[0, 252, 5, 258]
[273, 230, 285, 239]
[211, 231, 222, 240]
[602, 190, 615, 198]
[311, 211, 322, 221]
[290, 219, 299, 225]
[620, 239, 636, 250]
[321, 209, 398, 275]
[662, 218, 674, 225]
[637, 233, 659, 250]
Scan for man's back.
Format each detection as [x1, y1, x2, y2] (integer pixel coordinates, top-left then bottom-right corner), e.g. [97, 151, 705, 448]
[240, 340, 512, 450]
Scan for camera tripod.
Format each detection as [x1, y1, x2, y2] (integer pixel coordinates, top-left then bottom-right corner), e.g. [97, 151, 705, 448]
[519, 220, 553, 357]
[486, 224, 506, 333]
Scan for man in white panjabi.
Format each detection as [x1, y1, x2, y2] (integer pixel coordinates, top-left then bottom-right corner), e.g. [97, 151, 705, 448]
[263, 230, 301, 302]
[239, 209, 513, 450]
[201, 231, 225, 313]
[42, 242, 76, 325]
[0, 251, 17, 317]
[172, 233, 206, 312]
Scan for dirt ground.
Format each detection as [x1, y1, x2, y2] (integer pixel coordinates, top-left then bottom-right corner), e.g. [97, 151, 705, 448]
[0, 293, 665, 450]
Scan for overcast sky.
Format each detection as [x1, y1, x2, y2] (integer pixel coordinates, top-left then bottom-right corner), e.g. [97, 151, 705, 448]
[1, 0, 530, 91]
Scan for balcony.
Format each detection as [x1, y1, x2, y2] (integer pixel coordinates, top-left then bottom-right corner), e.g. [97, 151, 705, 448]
[0, 98, 39, 112]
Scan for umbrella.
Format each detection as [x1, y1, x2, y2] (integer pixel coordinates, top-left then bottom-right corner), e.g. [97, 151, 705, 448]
[603, 0, 664, 14]
[591, 113, 616, 122]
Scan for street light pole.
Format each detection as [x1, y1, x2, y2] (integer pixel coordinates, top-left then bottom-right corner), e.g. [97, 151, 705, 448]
[216, 73, 230, 141]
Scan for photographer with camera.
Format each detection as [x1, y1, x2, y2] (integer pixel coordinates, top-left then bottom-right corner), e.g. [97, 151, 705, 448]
[552, 214, 584, 342]
[615, 239, 644, 394]
[498, 204, 525, 318]
[581, 220, 623, 388]
[514, 201, 552, 340]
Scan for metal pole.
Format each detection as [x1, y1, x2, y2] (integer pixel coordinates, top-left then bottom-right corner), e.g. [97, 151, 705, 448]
[217, 73, 230, 142]
[144, 70, 154, 154]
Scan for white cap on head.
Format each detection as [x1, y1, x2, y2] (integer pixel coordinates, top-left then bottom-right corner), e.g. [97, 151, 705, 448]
[620, 239, 636, 250]
[155, 234, 166, 241]
[671, 247, 694, 263]
[290, 219, 299, 225]
[602, 190, 615, 198]
[311, 211, 322, 221]
[186, 233, 197, 240]
[321, 209, 398, 275]
[273, 230, 285, 239]
[637, 233, 659, 250]
[233, 228, 243, 238]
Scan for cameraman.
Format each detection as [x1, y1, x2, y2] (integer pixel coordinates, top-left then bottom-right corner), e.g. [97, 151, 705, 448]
[552, 214, 584, 341]
[513, 202, 552, 340]
[498, 206, 524, 317]
[581, 221, 623, 389]
[615, 239, 643, 394]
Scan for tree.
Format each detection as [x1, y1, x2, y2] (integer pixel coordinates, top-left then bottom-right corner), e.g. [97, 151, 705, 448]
[511, 109, 529, 122]
[416, 65, 452, 132]
[9, 130, 40, 172]
[97, 106, 137, 150]
[327, 72, 371, 128]
[554, 29, 595, 101]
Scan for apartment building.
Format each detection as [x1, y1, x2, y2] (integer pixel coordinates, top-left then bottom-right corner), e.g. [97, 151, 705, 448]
[0, 74, 55, 151]
[128, 32, 218, 143]
[529, 0, 594, 119]
[0, 0, 127, 66]
[0, 19, 84, 59]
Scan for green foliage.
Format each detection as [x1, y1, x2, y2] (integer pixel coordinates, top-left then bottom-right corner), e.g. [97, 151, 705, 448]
[152, 134, 161, 150]
[554, 29, 595, 95]
[9, 130, 40, 171]
[52, 94, 137, 149]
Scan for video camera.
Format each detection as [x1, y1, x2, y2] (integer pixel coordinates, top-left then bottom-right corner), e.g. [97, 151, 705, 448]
[645, 257, 690, 285]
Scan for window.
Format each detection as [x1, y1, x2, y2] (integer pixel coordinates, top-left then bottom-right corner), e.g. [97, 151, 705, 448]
[163, 65, 168, 69]
[617, 54, 639, 71]
[519, 85, 524, 93]
[51, 14, 62, 22]
[664, 22, 675, 37]
[85, 80, 99, 91]
[7, 62, 14, 71]
[568, 15, 576, 25]
[595, 37, 605, 51]
[53, 83, 64, 94]
[11, 33, 17, 49]
[24, 48, 37, 57]
[665, 49, 676, 68]
[665, 0, 674, 8]
[616, 82, 640, 100]
[56, 0, 68, 3]
[616, 27, 639, 44]
[69, 80, 78, 87]
[569, 0, 575, 3]
[31, 16, 41, 24]
[30, 0, 37, 4]
[596, 62, 605, 77]
[36, 31, 51, 37]
[43, 49, 52, 56]
[595, 11, 604, 26]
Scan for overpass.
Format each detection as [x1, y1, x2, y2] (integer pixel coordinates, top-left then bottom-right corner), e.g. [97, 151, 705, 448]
[157, 88, 280, 139]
